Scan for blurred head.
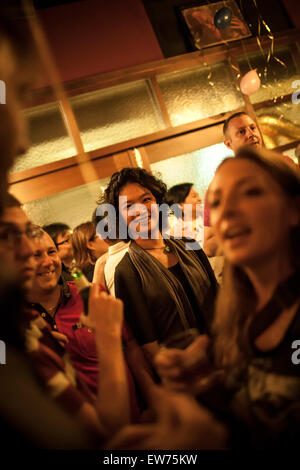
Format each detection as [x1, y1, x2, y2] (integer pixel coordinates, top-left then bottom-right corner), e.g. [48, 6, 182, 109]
[72, 221, 108, 271]
[167, 183, 202, 220]
[223, 112, 262, 154]
[102, 168, 168, 240]
[29, 229, 62, 297]
[43, 223, 74, 268]
[0, 10, 37, 214]
[191, 7, 214, 26]
[208, 146, 300, 270]
[0, 193, 37, 290]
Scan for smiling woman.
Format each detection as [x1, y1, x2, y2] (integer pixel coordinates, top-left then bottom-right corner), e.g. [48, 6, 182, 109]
[208, 146, 300, 446]
[101, 168, 218, 364]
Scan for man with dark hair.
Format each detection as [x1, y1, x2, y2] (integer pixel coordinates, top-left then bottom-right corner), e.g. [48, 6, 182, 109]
[43, 222, 74, 279]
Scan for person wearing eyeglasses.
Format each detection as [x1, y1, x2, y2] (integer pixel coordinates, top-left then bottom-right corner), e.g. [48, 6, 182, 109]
[0, 195, 37, 291]
[43, 223, 74, 280]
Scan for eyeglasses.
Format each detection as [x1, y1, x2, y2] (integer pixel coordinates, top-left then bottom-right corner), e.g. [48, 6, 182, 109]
[0, 223, 41, 248]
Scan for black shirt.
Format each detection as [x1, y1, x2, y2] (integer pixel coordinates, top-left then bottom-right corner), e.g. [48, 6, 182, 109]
[114, 245, 217, 346]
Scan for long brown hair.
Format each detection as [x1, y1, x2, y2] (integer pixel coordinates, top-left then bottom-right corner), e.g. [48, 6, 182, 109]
[211, 146, 300, 373]
[72, 222, 96, 271]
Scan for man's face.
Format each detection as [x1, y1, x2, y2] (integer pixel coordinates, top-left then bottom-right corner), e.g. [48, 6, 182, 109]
[56, 230, 74, 267]
[0, 206, 36, 290]
[0, 41, 30, 212]
[30, 232, 62, 295]
[224, 115, 262, 154]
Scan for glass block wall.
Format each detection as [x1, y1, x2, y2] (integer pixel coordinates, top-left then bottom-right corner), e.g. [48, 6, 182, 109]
[238, 46, 299, 104]
[23, 178, 109, 229]
[151, 142, 234, 201]
[11, 102, 76, 173]
[157, 61, 244, 126]
[71, 79, 165, 152]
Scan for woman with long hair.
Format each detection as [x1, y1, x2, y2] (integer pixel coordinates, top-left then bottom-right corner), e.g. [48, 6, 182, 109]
[100, 168, 217, 363]
[72, 222, 108, 282]
[155, 146, 300, 447]
[166, 182, 204, 247]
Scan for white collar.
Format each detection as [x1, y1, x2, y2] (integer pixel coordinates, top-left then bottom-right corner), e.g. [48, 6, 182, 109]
[108, 241, 129, 255]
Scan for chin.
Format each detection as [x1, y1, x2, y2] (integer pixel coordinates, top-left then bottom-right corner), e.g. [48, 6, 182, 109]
[40, 281, 57, 292]
[224, 249, 253, 267]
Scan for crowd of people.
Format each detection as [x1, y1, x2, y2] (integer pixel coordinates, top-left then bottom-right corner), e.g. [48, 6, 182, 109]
[0, 5, 300, 451]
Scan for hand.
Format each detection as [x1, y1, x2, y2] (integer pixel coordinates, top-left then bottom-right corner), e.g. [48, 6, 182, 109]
[79, 284, 123, 336]
[228, 17, 248, 36]
[107, 386, 229, 450]
[50, 330, 69, 348]
[155, 335, 224, 395]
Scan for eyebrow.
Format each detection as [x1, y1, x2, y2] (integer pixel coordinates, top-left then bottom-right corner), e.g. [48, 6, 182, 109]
[123, 191, 152, 206]
[209, 176, 259, 197]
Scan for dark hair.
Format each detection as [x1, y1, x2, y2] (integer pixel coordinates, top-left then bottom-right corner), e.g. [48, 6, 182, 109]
[100, 168, 168, 239]
[223, 112, 248, 137]
[166, 183, 193, 206]
[43, 223, 71, 245]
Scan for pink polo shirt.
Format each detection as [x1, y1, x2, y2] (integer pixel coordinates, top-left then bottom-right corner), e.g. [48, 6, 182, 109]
[55, 281, 140, 422]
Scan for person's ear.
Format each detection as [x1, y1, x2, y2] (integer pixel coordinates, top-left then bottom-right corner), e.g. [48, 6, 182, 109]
[224, 138, 232, 150]
[87, 240, 94, 251]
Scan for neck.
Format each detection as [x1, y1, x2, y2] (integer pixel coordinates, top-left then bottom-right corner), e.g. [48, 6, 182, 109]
[28, 285, 61, 313]
[135, 231, 164, 249]
[243, 254, 294, 311]
[63, 258, 73, 269]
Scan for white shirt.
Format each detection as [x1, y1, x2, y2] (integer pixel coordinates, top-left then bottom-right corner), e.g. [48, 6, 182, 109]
[166, 213, 204, 248]
[104, 241, 130, 297]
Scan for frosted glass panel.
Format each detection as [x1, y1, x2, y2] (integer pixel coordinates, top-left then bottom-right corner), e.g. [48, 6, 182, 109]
[11, 102, 76, 173]
[71, 80, 165, 152]
[282, 147, 298, 164]
[157, 61, 244, 126]
[151, 143, 234, 201]
[23, 178, 109, 229]
[256, 102, 300, 148]
[238, 46, 298, 104]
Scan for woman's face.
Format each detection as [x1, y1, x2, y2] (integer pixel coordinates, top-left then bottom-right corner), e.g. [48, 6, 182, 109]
[119, 183, 159, 239]
[88, 232, 108, 259]
[208, 159, 299, 268]
[183, 187, 202, 219]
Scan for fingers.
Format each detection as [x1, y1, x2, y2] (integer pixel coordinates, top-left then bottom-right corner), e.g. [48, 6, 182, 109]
[183, 335, 210, 368]
[155, 334, 210, 377]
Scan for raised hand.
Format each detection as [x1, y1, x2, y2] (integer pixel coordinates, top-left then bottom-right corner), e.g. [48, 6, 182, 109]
[79, 284, 123, 337]
[155, 335, 224, 395]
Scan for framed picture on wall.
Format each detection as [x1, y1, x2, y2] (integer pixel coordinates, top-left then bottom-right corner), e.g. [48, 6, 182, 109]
[179, 1, 251, 50]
